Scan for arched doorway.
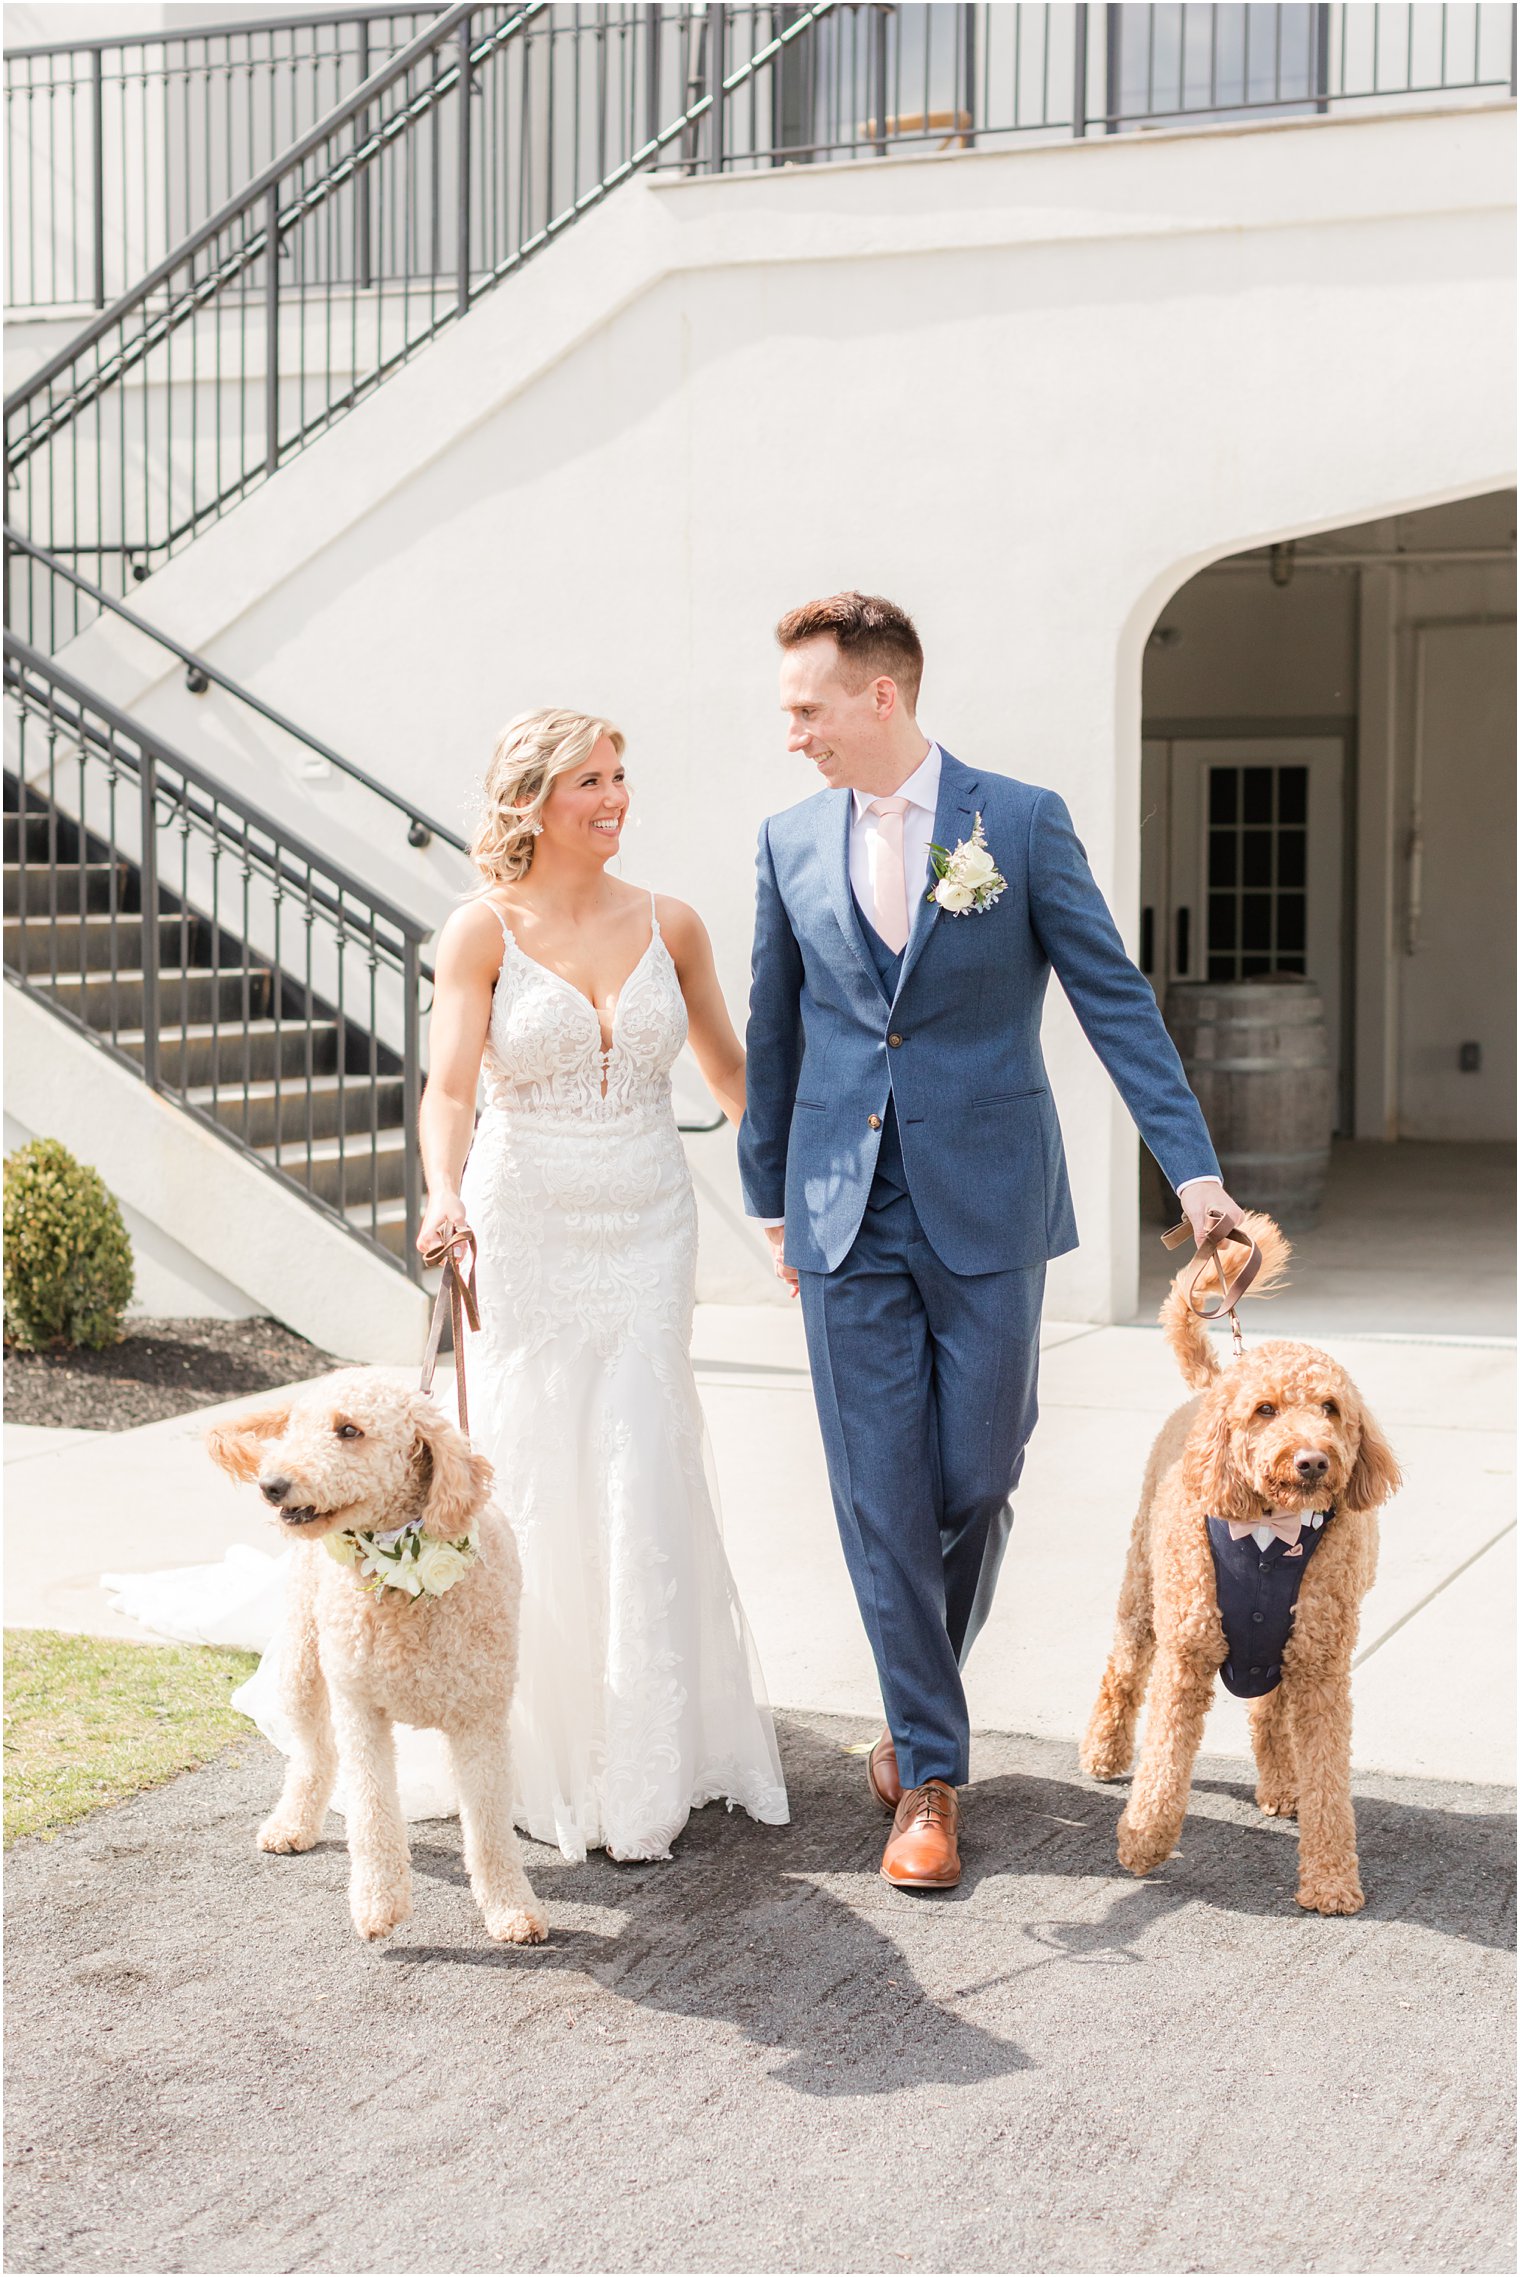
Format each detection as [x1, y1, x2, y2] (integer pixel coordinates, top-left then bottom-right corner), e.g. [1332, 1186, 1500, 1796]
[1134, 490, 1516, 1335]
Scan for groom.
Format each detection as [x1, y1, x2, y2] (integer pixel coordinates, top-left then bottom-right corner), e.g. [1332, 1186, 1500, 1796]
[738, 592, 1236, 1891]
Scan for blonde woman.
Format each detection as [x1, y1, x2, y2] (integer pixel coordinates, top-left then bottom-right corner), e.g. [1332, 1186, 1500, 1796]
[418, 709, 788, 1862]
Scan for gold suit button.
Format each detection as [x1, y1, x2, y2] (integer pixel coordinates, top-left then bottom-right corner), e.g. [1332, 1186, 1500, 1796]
[867, 1113, 882, 1130]
[888, 1033, 903, 1047]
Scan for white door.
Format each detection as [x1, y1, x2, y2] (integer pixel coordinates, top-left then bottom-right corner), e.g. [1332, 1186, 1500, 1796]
[1396, 622, 1517, 1140]
[1140, 736, 1346, 1130]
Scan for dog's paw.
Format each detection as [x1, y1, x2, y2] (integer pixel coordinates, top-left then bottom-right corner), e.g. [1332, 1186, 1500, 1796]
[1255, 1783, 1298, 1819]
[1295, 1875, 1364, 1917]
[258, 1816, 319, 1854]
[1080, 1738, 1132, 1783]
[1115, 1812, 1176, 1877]
[350, 1889, 413, 1942]
[486, 1903, 548, 1946]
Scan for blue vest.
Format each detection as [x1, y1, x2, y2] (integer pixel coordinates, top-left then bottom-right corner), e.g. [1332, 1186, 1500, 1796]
[1206, 1516, 1331, 1698]
[856, 900, 909, 1205]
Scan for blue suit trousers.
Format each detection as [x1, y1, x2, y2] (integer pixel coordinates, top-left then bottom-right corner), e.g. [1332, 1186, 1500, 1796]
[798, 1135, 1044, 1791]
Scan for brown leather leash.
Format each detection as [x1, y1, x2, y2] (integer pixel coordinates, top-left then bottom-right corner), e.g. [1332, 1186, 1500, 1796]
[419, 1230, 481, 1439]
[1162, 1202, 1262, 1360]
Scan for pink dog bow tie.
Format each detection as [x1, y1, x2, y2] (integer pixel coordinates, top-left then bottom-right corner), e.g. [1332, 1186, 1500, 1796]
[1227, 1509, 1329, 1547]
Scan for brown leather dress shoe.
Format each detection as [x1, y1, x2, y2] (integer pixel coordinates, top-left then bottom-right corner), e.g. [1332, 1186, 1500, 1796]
[866, 1727, 902, 1813]
[880, 1780, 961, 1890]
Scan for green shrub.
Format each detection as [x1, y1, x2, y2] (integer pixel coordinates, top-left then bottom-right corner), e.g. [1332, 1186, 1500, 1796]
[3, 1137, 135, 1350]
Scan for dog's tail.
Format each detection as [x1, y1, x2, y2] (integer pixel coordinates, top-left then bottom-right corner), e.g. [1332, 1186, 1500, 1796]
[1159, 1210, 1291, 1387]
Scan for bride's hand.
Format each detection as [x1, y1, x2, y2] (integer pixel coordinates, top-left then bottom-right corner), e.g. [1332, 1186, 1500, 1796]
[763, 1222, 799, 1299]
[417, 1194, 473, 1261]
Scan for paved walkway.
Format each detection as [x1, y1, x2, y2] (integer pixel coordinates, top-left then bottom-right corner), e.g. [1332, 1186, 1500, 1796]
[8, 1307, 1513, 1786]
[5, 1719, 1513, 2274]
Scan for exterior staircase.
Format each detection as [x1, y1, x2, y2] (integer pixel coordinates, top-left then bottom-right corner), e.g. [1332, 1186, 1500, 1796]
[4, 775, 416, 1261]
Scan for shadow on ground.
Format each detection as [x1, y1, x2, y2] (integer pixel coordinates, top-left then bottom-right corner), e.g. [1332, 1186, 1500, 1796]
[5, 1713, 1514, 2274]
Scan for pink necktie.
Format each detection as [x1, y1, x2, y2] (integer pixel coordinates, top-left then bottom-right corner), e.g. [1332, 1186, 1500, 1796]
[868, 797, 911, 953]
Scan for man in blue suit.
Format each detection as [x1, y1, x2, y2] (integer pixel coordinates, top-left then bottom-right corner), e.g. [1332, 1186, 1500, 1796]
[738, 591, 1235, 1891]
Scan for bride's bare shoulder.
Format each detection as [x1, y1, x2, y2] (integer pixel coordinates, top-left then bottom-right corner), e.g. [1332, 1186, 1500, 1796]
[650, 893, 708, 946]
[436, 893, 513, 969]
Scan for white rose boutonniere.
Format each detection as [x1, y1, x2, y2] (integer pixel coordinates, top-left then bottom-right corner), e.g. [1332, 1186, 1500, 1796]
[927, 813, 1006, 915]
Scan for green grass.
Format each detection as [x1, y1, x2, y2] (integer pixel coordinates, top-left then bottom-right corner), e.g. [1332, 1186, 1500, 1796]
[3, 1628, 259, 1846]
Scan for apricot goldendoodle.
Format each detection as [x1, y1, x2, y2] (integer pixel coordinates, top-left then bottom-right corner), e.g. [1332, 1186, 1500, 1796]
[208, 1373, 546, 1947]
[1080, 1215, 1401, 1916]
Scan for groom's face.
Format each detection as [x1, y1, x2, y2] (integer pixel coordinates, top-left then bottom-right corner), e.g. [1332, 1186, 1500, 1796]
[779, 636, 891, 790]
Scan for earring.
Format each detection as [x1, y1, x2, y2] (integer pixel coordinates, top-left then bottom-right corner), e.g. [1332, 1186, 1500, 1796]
[531, 822, 543, 837]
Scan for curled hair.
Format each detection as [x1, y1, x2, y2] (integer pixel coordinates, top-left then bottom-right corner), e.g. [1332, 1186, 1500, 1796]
[470, 707, 624, 885]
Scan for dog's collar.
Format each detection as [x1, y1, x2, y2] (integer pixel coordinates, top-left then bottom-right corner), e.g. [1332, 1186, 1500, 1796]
[325, 1516, 479, 1599]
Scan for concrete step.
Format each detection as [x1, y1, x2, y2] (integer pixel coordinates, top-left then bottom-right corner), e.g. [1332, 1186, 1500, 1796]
[3, 860, 135, 917]
[4, 910, 213, 974]
[25, 965, 278, 1027]
[348, 1195, 411, 1259]
[257, 1124, 411, 1209]
[3, 811, 78, 865]
[115, 1018, 343, 1085]
[188, 1071, 407, 1148]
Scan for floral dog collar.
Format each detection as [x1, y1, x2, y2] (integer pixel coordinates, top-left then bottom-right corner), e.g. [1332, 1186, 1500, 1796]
[325, 1517, 479, 1599]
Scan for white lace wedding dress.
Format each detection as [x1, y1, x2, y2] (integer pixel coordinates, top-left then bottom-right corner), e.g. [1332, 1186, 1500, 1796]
[105, 893, 789, 1862]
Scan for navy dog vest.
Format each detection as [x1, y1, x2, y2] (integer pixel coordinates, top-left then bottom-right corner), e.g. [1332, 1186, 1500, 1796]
[1206, 1516, 1331, 1698]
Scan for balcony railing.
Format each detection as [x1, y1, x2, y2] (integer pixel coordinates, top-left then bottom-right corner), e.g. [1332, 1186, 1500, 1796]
[654, 1, 1518, 172]
[8, 5, 1512, 323]
[5, 6, 447, 314]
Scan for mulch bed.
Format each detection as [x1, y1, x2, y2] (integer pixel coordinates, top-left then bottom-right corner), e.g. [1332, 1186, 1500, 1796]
[4, 1317, 348, 1433]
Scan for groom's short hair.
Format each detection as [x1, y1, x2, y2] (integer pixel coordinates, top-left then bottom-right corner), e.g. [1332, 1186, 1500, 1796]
[775, 591, 923, 711]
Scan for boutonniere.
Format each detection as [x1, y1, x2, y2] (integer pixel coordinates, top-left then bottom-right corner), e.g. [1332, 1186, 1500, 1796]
[927, 812, 1006, 914]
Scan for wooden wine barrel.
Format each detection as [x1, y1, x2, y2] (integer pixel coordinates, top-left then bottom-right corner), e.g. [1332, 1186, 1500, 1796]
[1164, 976, 1333, 1227]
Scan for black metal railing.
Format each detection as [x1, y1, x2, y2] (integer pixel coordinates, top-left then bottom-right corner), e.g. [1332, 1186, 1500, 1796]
[4, 634, 432, 1276]
[651, 1, 1517, 171]
[3, 1, 833, 641]
[4, 524, 470, 858]
[5, 6, 447, 315]
[8, 4, 1512, 323]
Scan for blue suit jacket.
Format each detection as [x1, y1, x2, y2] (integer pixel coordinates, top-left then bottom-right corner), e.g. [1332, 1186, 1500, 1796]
[737, 751, 1221, 1275]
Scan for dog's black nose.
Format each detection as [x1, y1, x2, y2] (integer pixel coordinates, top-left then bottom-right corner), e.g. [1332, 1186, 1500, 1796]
[1294, 1449, 1331, 1481]
[261, 1476, 292, 1504]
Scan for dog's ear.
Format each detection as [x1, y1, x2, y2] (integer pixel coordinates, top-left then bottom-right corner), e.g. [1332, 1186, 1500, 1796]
[206, 1404, 291, 1482]
[1345, 1406, 1401, 1514]
[410, 1399, 494, 1537]
[1181, 1388, 1256, 1522]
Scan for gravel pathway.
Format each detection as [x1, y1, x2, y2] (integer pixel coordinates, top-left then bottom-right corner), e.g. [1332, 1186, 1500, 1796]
[5, 1714, 1514, 2274]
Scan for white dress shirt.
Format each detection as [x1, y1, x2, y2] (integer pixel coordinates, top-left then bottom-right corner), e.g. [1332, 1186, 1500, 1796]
[749, 738, 1218, 1222]
[850, 740, 942, 934]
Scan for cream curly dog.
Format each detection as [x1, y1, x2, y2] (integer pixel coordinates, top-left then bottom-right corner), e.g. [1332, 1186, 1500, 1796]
[208, 1372, 546, 1947]
[1080, 1216, 1401, 1915]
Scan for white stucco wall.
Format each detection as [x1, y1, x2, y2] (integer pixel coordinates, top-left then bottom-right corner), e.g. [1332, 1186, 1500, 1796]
[51, 99, 1517, 1319]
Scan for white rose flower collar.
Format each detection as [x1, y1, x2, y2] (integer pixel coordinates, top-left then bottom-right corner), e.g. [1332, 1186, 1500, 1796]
[927, 812, 1006, 915]
[325, 1516, 480, 1600]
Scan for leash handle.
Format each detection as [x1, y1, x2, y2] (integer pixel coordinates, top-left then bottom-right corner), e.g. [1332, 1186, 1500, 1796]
[419, 1230, 481, 1441]
[1161, 1201, 1262, 1324]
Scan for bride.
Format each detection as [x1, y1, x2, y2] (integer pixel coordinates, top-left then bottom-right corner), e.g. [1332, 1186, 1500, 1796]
[107, 706, 788, 1864]
[416, 706, 787, 1859]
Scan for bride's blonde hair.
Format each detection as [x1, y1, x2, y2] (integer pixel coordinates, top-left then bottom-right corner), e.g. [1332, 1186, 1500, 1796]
[470, 707, 626, 886]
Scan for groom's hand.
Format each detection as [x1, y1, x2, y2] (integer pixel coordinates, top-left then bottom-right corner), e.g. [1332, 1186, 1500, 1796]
[1180, 1177, 1243, 1245]
[763, 1222, 799, 1298]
